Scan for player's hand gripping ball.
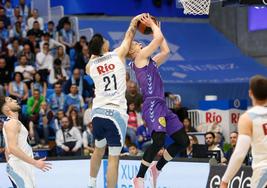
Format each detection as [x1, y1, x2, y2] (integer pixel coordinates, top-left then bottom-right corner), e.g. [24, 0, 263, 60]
[137, 15, 158, 35]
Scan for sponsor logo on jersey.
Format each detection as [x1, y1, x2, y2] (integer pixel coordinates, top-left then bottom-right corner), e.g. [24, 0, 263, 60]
[97, 63, 115, 75]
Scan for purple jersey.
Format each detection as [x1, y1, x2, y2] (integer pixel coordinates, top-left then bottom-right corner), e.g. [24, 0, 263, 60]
[132, 58, 183, 136]
[132, 59, 164, 100]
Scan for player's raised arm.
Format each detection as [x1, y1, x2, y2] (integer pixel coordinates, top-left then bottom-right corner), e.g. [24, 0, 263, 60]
[152, 23, 170, 67]
[115, 13, 145, 60]
[136, 15, 164, 61]
[220, 113, 252, 188]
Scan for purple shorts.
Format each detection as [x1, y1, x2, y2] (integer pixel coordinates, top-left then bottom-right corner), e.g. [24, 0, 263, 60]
[142, 98, 183, 136]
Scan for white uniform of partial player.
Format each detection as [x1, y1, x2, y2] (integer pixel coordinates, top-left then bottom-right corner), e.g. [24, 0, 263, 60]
[3, 117, 36, 188]
[247, 106, 267, 188]
[88, 51, 128, 149]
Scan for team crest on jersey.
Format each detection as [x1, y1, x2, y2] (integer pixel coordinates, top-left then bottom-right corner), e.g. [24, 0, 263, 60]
[97, 63, 115, 75]
[158, 117, 166, 127]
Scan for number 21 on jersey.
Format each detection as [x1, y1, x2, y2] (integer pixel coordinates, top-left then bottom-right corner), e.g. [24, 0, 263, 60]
[103, 74, 117, 91]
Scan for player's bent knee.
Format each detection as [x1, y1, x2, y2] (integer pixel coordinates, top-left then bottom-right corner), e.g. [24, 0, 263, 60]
[95, 139, 107, 148]
[109, 146, 122, 156]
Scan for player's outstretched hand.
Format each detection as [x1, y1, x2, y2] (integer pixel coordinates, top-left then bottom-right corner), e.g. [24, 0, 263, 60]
[34, 157, 52, 172]
[132, 13, 146, 22]
[220, 181, 228, 188]
[140, 13, 156, 28]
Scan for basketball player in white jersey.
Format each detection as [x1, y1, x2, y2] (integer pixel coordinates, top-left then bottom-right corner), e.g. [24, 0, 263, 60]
[220, 75, 267, 188]
[85, 13, 145, 188]
[0, 96, 51, 188]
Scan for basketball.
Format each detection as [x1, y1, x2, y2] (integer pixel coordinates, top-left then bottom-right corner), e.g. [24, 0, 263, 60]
[137, 16, 158, 35]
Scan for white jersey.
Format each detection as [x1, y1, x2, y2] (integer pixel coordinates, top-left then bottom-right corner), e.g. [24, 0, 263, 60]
[88, 51, 127, 111]
[247, 106, 267, 170]
[3, 117, 33, 161]
[3, 117, 36, 188]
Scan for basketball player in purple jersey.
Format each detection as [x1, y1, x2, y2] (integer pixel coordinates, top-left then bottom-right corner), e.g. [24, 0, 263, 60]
[128, 15, 189, 188]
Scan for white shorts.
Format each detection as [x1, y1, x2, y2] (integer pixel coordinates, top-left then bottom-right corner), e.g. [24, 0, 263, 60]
[251, 168, 267, 188]
[7, 159, 36, 188]
[91, 107, 128, 155]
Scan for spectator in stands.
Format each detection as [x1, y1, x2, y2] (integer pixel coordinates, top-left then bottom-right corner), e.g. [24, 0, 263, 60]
[0, 57, 12, 90]
[214, 131, 224, 149]
[225, 131, 238, 162]
[18, 0, 30, 21]
[122, 143, 143, 157]
[0, 120, 5, 159]
[7, 38, 23, 58]
[205, 132, 226, 163]
[59, 21, 76, 55]
[27, 9, 44, 30]
[4, 0, 13, 18]
[14, 54, 35, 87]
[183, 118, 196, 133]
[18, 43, 35, 66]
[55, 46, 70, 76]
[40, 32, 64, 55]
[64, 84, 85, 115]
[127, 102, 142, 144]
[74, 44, 90, 70]
[27, 21, 43, 42]
[36, 42, 53, 81]
[68, 108, 83, 131]
[82, 120, 94, 156]
[6, 42, 17, 72]
[11, 7, 21, 26]
[47, 82, 66, 115]
[8, 72, 28, 105]
[48, 58, 68, 85]
[53, 109, 65, 131]
[136, 122, 152, 151]
[25, 31, 40, 54]
[45, 21, 57, 40]
[0, 7, 11, 29]
[64, 68, 94, 102]
[38, 101, 53, 146]
[126, 80, 142, 112]
[180, 135, 198, 158]
[129, 143, 143, 156]
[26, 89, 45, 116]
[9, 21, 27, 39]
[170, 94, 188, 122]
[74, 36, 88, 55]
[29, 101, 53, 148]
[30, 71, 47, 98]
[56, 116, 82, 156]
[0, 20, 10, 43]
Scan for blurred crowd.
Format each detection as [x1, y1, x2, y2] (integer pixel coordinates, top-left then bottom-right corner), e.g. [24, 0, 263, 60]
[0, 0, 249, 165]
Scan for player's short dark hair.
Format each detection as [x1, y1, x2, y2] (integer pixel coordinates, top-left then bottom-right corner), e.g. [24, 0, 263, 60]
[89, 33, 104, 56]
[0, 96, 6, 115]
[205, 131, 215, 139]
[250, 75, 267, 101]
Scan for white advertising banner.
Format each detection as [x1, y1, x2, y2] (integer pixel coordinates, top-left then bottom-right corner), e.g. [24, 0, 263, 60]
[0, 159, 209, 188]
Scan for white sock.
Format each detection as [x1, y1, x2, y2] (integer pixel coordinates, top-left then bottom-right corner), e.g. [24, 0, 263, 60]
[88, 176, 97, 187]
